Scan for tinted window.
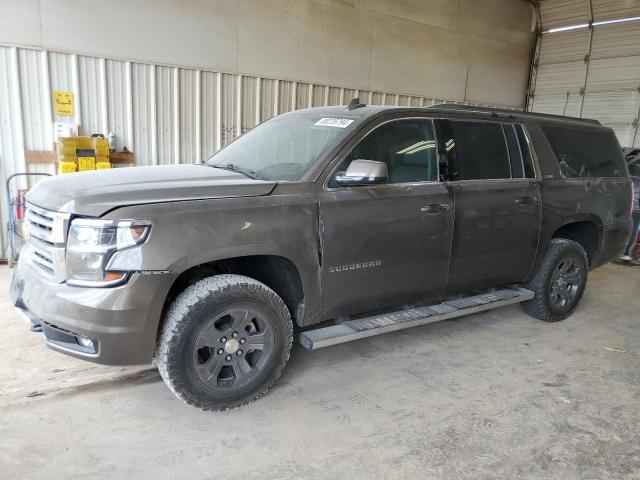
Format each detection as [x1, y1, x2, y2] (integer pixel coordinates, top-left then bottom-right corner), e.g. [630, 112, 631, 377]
[504, 124, 524, 178]
[348, 120, 438, 183]
[515, 124, 536, 178]
[434, 120, 455, 181]
[445, 121, 512, 180]
[541, 125, 625, 178]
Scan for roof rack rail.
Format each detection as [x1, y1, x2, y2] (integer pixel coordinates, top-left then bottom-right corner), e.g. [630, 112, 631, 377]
[427, 103, 601, 125]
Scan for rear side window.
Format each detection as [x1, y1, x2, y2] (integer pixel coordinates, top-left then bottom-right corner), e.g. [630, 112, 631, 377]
[515, 124, 536, 178]
[541, 125, 625, 178]
[439, 120, 512, 181]
[504, 124, 536, 179]
[504, 124, 524, 178]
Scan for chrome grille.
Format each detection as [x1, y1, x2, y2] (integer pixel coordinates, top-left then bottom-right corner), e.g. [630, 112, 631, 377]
[27, 208, 54, 242]
[24, 204, 70, 283]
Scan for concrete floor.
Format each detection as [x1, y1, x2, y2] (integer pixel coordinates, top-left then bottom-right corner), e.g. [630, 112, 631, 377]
[0, 267, 152, 408]
[1, 263, 639, 479]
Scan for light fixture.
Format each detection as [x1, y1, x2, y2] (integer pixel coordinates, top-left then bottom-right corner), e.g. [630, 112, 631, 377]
[544, 15, 640, 34]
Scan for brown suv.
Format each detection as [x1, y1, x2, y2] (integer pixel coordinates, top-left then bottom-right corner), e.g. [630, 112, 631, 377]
[12, 102, 633, 410]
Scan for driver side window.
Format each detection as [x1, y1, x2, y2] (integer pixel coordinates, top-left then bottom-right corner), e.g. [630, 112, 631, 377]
[348, 120, 438, 183]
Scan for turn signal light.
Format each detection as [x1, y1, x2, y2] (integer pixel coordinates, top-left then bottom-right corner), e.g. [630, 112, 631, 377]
[104, 272, 126, 283]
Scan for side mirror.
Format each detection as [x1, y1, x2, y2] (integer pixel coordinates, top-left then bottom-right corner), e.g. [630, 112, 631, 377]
[334, 159, 388, 186]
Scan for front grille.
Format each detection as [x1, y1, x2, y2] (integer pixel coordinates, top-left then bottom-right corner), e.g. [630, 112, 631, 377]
[24, 204, 70, 283]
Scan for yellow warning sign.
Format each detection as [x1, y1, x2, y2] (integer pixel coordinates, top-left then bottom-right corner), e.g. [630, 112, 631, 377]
[53, 91, 74, 116]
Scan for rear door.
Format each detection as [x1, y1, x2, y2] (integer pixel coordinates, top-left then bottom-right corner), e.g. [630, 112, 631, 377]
[318, 118, 454, 319]
[436, 119, 542, 293]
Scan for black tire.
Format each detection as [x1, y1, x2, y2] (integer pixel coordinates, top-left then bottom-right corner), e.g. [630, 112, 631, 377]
[157, 274, 293, 411]
[522, 238, 588, 322]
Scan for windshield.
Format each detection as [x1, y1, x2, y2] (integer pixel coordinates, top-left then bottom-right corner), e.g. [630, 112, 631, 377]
[206, 114, 355, 181]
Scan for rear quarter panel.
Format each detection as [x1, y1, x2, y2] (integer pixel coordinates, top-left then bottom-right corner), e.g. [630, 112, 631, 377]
[525, 121, 632, 272]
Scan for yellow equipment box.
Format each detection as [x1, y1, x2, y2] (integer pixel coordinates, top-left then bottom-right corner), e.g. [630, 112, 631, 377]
[58, 161, 77, 175]
[96, 162, 112, 170]
[57, 136, 110, 173]
[78, 156, 96, 171]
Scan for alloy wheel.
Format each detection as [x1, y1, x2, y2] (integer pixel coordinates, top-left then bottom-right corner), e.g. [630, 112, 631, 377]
[549, 257, 582, 308]
[192, 308, 275, 389]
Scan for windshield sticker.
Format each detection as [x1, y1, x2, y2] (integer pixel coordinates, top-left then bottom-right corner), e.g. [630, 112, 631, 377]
[314, 118, 354, 128]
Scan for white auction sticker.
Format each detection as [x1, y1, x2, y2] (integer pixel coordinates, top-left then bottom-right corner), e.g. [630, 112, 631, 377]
[314, 118, 354, 128]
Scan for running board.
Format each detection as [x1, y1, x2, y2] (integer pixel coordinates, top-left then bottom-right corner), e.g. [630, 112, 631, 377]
[298, 287, 534, 350]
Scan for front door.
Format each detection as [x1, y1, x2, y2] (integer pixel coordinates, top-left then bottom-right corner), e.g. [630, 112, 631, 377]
[318, 118, 454, 320]
[435, 119, 542, 293]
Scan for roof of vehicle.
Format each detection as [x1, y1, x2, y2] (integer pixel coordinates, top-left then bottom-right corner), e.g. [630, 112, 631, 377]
[288, 102, 603, 128]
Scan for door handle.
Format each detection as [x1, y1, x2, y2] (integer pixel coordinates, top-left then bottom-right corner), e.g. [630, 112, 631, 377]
[515, 196, 538, 205]
[421, 203, 450, 214]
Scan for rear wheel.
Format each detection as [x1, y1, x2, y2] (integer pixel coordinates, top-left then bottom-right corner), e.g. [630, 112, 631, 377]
[157, 274, 293, 411]
[522, 238, 588, 322]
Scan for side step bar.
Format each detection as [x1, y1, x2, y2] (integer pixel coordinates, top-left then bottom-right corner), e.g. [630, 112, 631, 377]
[299, 287, 534, 350]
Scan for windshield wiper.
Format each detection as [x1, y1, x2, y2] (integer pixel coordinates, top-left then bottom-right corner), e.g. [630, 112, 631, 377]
[205, 163, 260, 180]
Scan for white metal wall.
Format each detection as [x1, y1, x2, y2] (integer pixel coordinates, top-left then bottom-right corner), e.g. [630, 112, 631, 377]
[0, 44, 514, 257]
[528, 0, 640, 148]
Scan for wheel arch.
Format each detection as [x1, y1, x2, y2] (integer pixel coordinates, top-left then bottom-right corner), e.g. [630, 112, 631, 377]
[159, 254, 306, 339]
[551, 219, 600, 265]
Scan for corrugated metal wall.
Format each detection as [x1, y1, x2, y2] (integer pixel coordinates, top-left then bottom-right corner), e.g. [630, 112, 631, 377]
[0, 44, 511, 257]
[528, 0, 640, 148]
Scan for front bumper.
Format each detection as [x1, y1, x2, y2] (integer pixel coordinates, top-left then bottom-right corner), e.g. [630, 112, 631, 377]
[11, 249, 177, 365]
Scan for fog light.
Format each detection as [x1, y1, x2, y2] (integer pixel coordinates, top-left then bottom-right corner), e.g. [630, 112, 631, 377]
[76, 336, 94, 349]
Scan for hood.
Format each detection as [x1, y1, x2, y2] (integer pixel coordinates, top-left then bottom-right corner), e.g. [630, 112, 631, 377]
[27, 164, 277, 216]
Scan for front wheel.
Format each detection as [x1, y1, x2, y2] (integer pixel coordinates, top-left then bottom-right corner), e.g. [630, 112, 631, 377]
[157, 274, 293, 411]
[522, 238, 588, 322]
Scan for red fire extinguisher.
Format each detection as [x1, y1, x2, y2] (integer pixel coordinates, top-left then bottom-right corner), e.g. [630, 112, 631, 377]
[14, 189, 27, 221]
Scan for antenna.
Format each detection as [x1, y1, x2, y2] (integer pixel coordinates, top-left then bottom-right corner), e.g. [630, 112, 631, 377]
[347, 97, 366, 110]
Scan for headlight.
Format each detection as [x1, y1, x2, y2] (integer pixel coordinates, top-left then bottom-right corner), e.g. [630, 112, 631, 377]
[66, 218, 150, 287]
